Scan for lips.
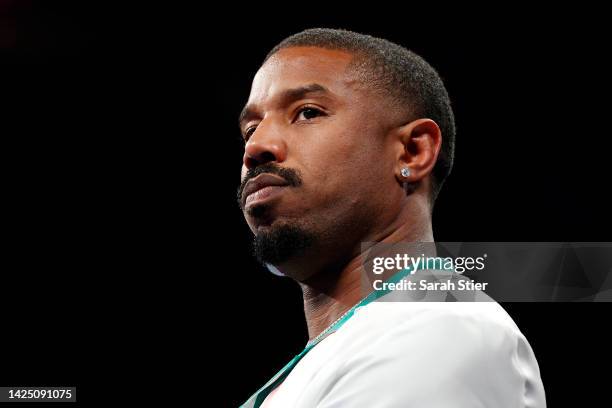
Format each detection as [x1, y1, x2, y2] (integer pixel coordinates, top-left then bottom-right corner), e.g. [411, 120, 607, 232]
[242, 173, 290, 208]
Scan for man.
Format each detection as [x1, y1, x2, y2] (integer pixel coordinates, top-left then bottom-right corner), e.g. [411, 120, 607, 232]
[237, 28, 546, 407]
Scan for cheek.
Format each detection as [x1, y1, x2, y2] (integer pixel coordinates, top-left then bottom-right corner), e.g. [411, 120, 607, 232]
[297, 121, 387, 205]
[303, 117, 379, 164]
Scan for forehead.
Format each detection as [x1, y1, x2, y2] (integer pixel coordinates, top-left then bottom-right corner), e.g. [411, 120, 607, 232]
[248, 47, 357, 104]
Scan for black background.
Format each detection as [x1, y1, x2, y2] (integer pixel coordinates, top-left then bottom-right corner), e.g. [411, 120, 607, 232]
[1, 1, 610, 406]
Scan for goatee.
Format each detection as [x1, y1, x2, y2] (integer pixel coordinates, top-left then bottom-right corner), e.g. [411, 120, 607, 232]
[253, 223, 314, 266]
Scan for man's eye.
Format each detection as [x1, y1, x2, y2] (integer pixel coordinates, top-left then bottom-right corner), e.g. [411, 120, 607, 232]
[244, 126, 257, 140]
[296, 107, 323, 121]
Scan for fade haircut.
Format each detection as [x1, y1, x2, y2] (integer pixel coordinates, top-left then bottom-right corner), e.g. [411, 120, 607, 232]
[263, 28, 456, 201]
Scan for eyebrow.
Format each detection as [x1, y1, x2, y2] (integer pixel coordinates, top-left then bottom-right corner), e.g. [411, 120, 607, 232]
[238, 83, 331, 129]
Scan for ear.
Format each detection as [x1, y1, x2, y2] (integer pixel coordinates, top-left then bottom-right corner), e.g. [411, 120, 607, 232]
[393, 118, 442, 186]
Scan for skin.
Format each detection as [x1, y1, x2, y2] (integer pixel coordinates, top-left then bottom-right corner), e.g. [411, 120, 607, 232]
[239, 46, 442, 341]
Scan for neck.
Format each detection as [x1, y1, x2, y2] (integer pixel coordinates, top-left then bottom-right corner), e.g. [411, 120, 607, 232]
[298, 203, 433, 342]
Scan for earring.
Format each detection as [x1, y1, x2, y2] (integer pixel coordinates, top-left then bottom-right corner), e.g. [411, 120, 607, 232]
[401, 168, 411, 178]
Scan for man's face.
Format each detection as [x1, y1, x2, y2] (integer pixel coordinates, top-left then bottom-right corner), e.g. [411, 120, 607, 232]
[238, 47, 403, 274]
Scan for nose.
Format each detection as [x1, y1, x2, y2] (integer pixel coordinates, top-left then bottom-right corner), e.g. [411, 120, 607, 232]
[242, 121, 287, 170]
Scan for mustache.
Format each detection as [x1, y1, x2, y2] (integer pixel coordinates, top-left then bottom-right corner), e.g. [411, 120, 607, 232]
[237, 163, 302, 210]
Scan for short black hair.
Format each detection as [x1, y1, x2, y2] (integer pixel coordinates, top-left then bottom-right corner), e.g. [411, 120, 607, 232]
[264, 28, 456, 202]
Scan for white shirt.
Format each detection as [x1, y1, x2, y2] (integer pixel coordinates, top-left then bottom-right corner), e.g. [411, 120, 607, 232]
[262, 301, 546, 407]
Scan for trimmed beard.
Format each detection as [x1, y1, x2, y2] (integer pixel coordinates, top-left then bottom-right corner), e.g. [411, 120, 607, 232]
[253, 222, 314, 266]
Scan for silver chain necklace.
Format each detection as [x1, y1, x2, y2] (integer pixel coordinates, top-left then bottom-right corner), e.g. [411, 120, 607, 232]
[306, 293, 371, 347]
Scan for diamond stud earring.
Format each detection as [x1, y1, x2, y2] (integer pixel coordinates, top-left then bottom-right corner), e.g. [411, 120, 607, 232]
[401, 168, 411, 178]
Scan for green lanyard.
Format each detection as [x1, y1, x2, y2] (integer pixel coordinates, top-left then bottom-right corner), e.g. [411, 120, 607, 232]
[240, 267, 413, 408]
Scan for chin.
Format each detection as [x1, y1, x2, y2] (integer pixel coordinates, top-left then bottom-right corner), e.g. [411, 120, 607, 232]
[269, 259, 319, 282]
[251, 218, 315, 272]
[247, 205, 301, 234]
[248, 215, 281, 235]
